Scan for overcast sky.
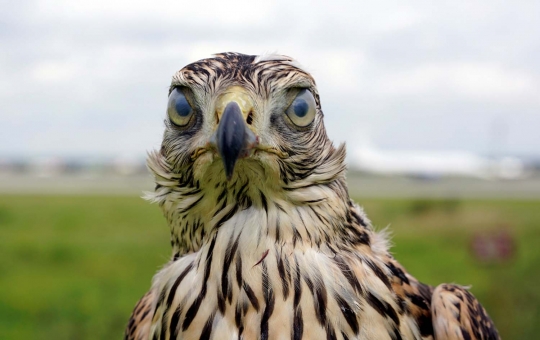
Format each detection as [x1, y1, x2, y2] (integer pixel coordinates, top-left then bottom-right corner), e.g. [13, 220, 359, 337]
[1, 0, 539, 161]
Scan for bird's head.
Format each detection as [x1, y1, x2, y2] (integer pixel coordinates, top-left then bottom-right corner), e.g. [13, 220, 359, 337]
[148, 52, 346, 216]
[147, 52, 352, 252]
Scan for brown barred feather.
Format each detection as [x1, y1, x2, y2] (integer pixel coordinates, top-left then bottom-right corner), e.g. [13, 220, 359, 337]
[432, 284, 500, 340]
[124, 291, 154, 340]
[126, 52, 499, 340]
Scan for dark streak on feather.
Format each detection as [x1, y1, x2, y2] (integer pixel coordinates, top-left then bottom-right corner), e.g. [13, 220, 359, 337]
[243, 282, 260, 311]
[260, 261, 275, 340]
[366, 259, 391, 289]
[277, 254, 290, 299]
[366, 292, 399, 326]
[182, 234, 217, 331]
[335, 294, 359, 334]
[199, 313, 215, 340]
[166, 262, 194, 308]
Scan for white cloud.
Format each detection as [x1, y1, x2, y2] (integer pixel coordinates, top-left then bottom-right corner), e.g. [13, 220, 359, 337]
[33, 0, 275, 26]
[31, 60, 81, 83]
[376, 62, 538, 99]
[1, 0, 539, 158]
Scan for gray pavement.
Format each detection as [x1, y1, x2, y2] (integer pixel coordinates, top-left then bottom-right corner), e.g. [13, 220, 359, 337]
[1, 172, 540, 199]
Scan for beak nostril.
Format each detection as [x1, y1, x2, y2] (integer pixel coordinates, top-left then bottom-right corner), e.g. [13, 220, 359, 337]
[246, 110, 253, 125]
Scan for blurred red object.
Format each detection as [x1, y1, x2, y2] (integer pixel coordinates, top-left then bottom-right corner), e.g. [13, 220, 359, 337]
[471, 229, 515, 263]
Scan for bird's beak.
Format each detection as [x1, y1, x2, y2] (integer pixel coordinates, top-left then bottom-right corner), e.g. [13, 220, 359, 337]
[210, 100, 258, 181]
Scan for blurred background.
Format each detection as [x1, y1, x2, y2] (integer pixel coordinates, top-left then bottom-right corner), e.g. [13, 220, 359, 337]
[1, 0, 539, 338]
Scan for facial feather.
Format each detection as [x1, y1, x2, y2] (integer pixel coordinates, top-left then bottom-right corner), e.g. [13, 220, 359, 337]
[147, 52, 347, 254]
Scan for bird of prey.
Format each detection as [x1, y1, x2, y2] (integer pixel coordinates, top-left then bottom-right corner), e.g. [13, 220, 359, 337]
[125, 52, 500, 340]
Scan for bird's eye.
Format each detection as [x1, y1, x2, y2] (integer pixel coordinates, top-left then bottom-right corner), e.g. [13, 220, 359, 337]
[285, 89, 316, 127]
[167, 88, 193, 127]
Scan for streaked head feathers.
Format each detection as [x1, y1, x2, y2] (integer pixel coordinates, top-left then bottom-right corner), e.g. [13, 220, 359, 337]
[148, 52, 345, 207]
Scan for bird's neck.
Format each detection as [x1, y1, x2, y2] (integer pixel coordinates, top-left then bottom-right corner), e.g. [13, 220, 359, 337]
[154, 176, 372, 257]
[146, 144, 372, 257]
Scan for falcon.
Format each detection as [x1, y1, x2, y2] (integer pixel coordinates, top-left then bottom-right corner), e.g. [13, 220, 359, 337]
[125, 52, 500, 340]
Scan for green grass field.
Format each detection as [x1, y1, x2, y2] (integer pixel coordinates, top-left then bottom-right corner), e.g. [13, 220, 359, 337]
[0, 195, 539, 339]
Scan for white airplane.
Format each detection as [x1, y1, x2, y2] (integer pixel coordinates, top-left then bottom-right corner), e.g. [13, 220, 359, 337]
[350, 144, 525, 180]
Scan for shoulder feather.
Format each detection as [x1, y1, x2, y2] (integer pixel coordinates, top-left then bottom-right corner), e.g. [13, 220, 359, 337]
[124, 291, 155, 340]
[431, 284, 500, 340]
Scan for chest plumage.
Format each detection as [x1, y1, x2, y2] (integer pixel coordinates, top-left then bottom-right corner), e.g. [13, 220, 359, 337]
[146, 206, 433, 340]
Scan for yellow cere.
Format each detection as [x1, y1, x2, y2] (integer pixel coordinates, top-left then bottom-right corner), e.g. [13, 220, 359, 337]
[215, 86, 254, 122]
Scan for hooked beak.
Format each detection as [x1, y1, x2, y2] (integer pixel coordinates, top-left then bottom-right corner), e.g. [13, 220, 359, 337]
[211, 101, 258, 180]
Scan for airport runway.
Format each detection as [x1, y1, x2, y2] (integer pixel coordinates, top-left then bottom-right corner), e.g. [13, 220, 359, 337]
[1, 172, 540, 199]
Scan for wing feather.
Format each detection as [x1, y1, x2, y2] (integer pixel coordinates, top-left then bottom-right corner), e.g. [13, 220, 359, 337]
[124, 291, 155, 340]
[431, 284, 500, 340]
